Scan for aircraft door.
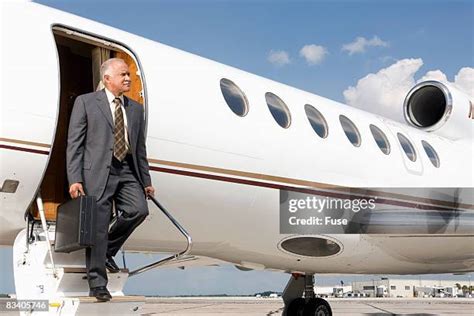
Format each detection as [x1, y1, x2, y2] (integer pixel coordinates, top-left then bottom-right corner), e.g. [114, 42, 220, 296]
[33, 26, 148, 221]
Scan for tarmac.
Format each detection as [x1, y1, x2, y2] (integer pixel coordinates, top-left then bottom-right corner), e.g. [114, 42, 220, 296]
[0, 297, 473, 315]
[140, 297, 474, 316]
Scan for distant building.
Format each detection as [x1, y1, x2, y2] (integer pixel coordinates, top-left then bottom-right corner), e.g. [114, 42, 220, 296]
[351, 279, 470, 298]
[314, 285, 352, 297]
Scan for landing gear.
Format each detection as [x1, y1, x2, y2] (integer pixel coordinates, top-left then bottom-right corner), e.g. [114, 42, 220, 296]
[282, 274, 332, 316]
[286, 298, 305, 315]
[304, 298, 332, 316]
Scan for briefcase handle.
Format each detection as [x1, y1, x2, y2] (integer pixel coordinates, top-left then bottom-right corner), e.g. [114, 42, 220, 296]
[76, 188, 85, 198]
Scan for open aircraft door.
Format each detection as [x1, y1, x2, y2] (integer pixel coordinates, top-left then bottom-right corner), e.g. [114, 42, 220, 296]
[33, 25, 147, 222]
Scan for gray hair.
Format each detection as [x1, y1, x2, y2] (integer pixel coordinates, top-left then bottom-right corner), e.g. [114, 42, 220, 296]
[100, 58, 126, 80]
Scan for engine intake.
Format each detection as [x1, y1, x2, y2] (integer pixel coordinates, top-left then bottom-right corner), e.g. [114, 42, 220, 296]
[403, 80, 473, 140]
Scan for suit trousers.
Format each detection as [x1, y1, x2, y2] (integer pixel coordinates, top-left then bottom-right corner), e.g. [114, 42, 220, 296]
[86, 155, 149, 288]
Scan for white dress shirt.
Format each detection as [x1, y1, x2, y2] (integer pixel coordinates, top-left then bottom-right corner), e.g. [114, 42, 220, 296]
[105, 88, 130, 151]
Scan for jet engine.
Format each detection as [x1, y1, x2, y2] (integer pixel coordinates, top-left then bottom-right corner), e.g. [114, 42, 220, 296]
[403, 80, 473, 140]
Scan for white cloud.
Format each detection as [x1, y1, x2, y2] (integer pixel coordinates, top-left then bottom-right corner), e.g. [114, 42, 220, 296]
[454, 67, 474, 98]
[418, 68, 474, 97]
[299, 44, 328, 65]
[343, 58, 422, 122]
[419, 70, 448, 82]
[267, 50, 290, 66]
[343, 59, 474, 122]
[342, 36, 389, 55]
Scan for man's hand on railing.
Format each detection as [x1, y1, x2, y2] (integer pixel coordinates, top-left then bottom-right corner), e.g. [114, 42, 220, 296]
[145, 186, 155, 198]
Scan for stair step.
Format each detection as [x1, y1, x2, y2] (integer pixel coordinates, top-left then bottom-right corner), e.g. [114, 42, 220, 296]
[75, 295, 146, 303]
[48, 296, 146, 315]
[57, 269, 130, 296]
[63, 267, 129, 274]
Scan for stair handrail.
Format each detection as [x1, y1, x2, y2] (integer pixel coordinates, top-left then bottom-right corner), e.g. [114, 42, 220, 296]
[36, 192, 58, 278]
[128, 195, 192, 276]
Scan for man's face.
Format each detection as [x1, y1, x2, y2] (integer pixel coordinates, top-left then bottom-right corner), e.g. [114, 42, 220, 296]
[104, 61, 131, 95]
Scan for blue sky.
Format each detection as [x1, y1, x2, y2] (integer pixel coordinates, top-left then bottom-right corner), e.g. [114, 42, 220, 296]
[33, 0, 473, 104]
[1, 0, 472, 295]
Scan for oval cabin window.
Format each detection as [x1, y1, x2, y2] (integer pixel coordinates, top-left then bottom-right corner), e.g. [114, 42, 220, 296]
[265, 92, 291, 128]
[339, 115, 361, 147]
[220, 78, 249, 117]
[397, 133, 417, 162]
[305, 104, 328, 138]
[421, 140, 440, 168]
[370, 124, 390, 155]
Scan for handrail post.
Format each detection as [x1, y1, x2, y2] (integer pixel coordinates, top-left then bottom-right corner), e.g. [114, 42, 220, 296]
[36, 192, 58, 278]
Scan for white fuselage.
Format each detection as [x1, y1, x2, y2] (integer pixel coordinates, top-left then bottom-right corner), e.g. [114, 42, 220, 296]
[1, 2, 473, 275]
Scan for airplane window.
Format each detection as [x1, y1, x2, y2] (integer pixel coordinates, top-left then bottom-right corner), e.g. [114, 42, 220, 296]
[397, 133, 417, 162]
[339, 115, 361, 147]
[369, 124, 390, 155]
[304, 104, 328, 138]
[220, 78, 249, 117]
[265, 92, 291, 128]
[421, 140, 440, 168]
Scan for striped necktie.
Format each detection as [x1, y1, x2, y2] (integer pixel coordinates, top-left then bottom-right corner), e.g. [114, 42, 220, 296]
[113, 97, 127, 161]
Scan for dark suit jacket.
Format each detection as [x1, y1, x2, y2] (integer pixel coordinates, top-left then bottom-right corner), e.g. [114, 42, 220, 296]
[66, 89, 152, 200]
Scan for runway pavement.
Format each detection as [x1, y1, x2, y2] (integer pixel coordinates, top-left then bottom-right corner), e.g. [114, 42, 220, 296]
[140, 297, 474, 316]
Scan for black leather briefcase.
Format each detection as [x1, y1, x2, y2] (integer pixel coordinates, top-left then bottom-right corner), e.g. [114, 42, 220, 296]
[54, 195, 97, 253]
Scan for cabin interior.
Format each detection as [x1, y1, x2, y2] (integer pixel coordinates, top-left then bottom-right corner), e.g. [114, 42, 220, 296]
[30, 27, 144, 221]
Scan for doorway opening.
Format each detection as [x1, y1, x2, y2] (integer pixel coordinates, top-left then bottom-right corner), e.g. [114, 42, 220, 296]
[31, 26, 146, 221]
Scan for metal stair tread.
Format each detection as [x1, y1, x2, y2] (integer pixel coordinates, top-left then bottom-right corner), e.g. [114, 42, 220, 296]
[62, 267, 129, 274]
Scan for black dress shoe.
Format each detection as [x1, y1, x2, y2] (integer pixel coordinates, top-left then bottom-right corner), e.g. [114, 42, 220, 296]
[89, 286, 112, 302]
[105, 256, 120, 273]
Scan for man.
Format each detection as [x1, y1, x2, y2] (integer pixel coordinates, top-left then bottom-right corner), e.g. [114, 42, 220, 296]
[66, 58, 155, 301]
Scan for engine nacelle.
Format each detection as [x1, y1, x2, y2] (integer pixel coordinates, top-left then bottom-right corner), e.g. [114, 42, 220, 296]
[403, 80, 474, 140]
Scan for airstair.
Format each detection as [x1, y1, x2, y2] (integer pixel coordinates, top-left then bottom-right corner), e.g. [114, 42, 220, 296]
[12, 194, 192, 315]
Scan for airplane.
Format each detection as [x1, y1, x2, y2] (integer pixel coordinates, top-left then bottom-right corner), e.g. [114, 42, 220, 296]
[1, 1, 473, 315]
